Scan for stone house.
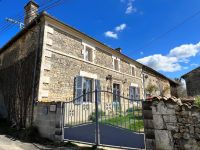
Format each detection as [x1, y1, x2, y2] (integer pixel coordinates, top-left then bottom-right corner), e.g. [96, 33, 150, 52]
[181, 66, 200, 97]
[0, 1, 178, 139]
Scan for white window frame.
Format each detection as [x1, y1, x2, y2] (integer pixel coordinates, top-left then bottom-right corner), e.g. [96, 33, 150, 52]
[82, 42, 95, 62]
[112, 56, 120, 71]
[130, 64, 136, 76]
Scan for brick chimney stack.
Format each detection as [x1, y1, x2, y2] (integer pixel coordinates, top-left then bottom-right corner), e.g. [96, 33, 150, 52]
[24, 0, 39, 26]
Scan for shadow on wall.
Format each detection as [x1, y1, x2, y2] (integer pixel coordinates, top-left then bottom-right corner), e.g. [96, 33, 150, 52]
[0, 89, 8, 119]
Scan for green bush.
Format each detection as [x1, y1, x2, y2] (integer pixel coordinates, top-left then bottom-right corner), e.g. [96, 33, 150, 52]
[89, 110, 105, 122]
[195, 95, 200, 107]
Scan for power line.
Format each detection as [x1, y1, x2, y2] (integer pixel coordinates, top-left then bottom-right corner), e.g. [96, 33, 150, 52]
[0, 0, 60, 34]
[137, 9, 200, 51]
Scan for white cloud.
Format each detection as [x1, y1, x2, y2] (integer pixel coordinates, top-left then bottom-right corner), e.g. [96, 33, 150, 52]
[169, 42, 200, 59]
[137, 42, 200, 72]
[115, 23, 127, 32]
[104, 31, 118, 39]
[104, 23, 127, 39]
[137, 54, 181, 72]
[125, 0, 137, 14]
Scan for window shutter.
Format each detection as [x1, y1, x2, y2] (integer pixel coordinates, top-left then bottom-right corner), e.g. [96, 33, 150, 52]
[129, 86, 133, 101]
[75, 76, 83, 104]
[136, 87, 140, 100]
[95, 79, 101, 103]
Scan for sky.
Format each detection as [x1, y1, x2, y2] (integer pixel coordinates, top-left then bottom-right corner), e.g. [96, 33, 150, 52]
[0, 0, 200, 79]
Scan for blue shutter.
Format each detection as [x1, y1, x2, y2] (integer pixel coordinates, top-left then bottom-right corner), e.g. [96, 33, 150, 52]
[129, 86, 133, 101]
[136, 87, 140, 100]
[75, 76, 83, 104]
[95, 79, 101, 103]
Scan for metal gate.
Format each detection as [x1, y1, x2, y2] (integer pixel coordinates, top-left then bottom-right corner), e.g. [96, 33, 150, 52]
[63, 90, 145, 149]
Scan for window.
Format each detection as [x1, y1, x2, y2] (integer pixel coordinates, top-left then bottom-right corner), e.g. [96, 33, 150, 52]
[131, 66, 135, 76]
[83, 78, 93, 102]
[114, 59, 119, 71]
[84, 46, 93, 62]
[75, 76, 101, 104]
[129, 86, 136, 100]
[113, 83, 120, 102]
[129, 86, 140, 100]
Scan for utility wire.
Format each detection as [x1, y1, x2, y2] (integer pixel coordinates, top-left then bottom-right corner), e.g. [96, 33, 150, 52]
[137, 9, 200, 51]
[0, 0, 61, 34]
[0, 0, 53, 32]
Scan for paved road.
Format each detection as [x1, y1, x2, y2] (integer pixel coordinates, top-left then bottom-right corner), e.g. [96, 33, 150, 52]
[0, 135, 73, 150]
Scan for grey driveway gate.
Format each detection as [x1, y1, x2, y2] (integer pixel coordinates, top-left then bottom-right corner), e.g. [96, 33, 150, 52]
[63, 90, 145, 149]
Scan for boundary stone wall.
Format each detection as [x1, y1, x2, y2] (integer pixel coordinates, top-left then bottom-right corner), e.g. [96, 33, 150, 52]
[143, 98, 200, 150]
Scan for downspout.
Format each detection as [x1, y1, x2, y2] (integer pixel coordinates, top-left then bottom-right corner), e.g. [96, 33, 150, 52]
[30, 20, 43, 126]
[142, 66, 146, 100]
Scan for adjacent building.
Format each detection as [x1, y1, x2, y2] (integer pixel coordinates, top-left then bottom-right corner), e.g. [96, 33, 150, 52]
[181, 66, 200, 97]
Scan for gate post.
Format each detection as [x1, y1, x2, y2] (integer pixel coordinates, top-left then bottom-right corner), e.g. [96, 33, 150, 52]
[95, 89, 100, 146]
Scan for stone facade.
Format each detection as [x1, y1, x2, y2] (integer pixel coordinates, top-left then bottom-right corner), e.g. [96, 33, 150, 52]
[0, 22, 44, 127]
[182, 67, 200, 97]
[144, 70, 171, 97]
[143, 98, 200, 150]
[38, 22, 144, 102]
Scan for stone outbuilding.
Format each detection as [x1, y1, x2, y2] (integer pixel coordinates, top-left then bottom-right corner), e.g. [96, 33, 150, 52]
[182, 66, 200, 97]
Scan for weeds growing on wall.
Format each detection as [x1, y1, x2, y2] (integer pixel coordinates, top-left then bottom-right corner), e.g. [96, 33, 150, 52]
[194, 96, 200, 107]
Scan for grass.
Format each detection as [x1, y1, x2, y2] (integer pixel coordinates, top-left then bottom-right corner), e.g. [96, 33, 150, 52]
[100, 111, 144, 132]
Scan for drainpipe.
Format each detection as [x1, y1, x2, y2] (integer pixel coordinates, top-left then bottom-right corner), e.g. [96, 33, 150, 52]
[142, 66, 148, 100]
[30, 21, 43, 126]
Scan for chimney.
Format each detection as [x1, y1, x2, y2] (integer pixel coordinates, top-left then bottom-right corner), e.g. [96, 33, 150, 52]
[24, 0, 39, 26]
[115, 47, 122, 53]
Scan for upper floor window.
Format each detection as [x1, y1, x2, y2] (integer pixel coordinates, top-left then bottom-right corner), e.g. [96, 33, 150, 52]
[131, 66, 136, 76]
[84, 46, 93, 62]
[113, 56, 120, 71]
[82, 41, 95, 62]
[114, 59, 119, 71]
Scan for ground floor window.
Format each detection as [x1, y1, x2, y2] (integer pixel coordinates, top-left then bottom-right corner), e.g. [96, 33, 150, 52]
[83, 78, 93, 102]
[113, 83, 120, 102]
[129, 86, 136, 100]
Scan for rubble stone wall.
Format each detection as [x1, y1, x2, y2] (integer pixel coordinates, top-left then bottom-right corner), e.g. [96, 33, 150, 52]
[143, 99, 200, 150]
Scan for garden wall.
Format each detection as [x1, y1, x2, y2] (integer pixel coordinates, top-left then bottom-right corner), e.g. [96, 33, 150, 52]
[33, 102, 64, 141]
[143, 97, 200, 150]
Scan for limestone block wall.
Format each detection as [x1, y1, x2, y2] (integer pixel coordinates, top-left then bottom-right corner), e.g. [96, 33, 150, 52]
[38, 22, 144, 102]
[143, 98, 200, 150]
[144, 72, 171, 97]
[33, 102, 64, 141]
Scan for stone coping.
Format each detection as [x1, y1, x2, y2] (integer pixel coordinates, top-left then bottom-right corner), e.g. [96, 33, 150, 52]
[146, 96, 196, 108]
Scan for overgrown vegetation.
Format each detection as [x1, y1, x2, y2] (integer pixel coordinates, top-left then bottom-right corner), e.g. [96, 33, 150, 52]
[145, 83, 158, 96]
[89, 110, 105, 122]
[194, 96, 200, 107]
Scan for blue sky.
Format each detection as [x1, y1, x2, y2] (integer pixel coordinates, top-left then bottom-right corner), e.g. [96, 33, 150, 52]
[0, 0, 200, 79]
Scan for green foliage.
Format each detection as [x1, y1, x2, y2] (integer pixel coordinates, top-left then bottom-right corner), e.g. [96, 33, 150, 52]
[89, 110, 105, 122]
[146, 83, 158, 95]
[195, 96, 200, 107]
[162, 86, 170, 96]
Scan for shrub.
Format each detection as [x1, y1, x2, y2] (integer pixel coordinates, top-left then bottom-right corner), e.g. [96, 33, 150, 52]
[194, 95, 200, 107]
[89, 110, 105, 122]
